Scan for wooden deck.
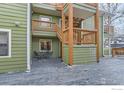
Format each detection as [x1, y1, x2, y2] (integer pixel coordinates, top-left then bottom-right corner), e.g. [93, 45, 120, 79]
[112, 48, 124, 57]
[62, 3, 99, 65]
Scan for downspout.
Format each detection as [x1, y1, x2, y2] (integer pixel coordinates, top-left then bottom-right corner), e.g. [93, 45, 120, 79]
[26, 3, 31, 72]
[102, 16, 105, 57]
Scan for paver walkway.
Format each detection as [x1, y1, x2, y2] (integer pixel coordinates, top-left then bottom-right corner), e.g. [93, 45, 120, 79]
[0, 57, 124, 85]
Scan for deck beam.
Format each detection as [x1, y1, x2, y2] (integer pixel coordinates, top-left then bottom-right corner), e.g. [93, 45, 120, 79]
[68, 4, 74, 65]
[94, 4, 99, 62]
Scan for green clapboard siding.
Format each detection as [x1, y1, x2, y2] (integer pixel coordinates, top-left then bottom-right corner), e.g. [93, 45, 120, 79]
[0, 4, 27, 73]
[32, 31, 56, 37]
[32, 37, 60, 58]
[32, 13, 60, 24]
[63, 45, 69, 65]
[73, 45, 96, 64]
[63, 45, 96, 65]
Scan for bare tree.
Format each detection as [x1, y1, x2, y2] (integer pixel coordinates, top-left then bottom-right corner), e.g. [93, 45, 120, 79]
[100, 3, 124, 26]
[100, 3, 124, 56]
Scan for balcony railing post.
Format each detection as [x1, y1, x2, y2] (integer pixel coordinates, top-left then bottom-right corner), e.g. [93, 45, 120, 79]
[68, 4, 73, 65]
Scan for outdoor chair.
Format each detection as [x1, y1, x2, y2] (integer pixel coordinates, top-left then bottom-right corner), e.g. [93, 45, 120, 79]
[43, 51, 53, 59]
[33, 51, 41, 60]
[47, 51, 53, 58]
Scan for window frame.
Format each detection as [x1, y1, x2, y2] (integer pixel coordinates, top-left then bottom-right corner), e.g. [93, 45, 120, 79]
[39, 16, 53, 27]
[39, 15, 52, 22]
[39, 39, 52, 52]
[81, 21, 84, 29]
[58, 18, 62, 28]
[0, 28, 11, 58]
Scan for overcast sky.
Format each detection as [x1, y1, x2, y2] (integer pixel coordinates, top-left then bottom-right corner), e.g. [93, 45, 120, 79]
[100, 3, 124, 35]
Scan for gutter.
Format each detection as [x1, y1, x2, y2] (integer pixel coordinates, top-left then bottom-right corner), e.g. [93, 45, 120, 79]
[26, 3, 31, 72]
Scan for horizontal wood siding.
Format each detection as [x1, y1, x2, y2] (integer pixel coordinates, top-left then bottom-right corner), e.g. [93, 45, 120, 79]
[32, 31, 56, 37]
[0, 4, 27, 73]
[73, 45, 96, 64]
[63, 45, 69, 65]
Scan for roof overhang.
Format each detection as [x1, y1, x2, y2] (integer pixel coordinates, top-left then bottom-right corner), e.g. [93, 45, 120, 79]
[32, 4, 61, 17]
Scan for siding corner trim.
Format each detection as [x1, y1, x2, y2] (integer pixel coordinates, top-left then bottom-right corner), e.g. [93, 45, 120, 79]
[26, 3, 31, 72]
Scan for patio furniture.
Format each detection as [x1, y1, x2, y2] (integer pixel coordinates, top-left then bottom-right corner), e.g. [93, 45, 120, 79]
[39, 51, 53, 59]
[33, 51, 43, 60]
[34, 51, 53, 60]
[43, 51, 53, 58]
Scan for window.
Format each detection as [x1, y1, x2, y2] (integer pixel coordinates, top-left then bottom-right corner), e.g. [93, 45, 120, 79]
[0, 29, 11, 57]
[39, 16, 52, 27]
[39, 39, 52, 52]
[81, 21, 84, 29]
[58, 18, 62, 28]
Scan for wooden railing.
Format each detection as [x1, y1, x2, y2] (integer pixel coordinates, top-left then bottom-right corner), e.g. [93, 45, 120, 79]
[54, 24, 62, 42]
[32, 20, 97, 45]
[32, 20, 56, 32]
[32, 20, 62, 42]
[74, 28, 97, 44]
[63, 28, 69, 44]
[63, 28, 97, 45]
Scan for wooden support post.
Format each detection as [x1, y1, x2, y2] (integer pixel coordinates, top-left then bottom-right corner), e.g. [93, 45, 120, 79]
[94, 4, 100, 62]
[61, 7, 65, 61]
[68, 4, 73, 65]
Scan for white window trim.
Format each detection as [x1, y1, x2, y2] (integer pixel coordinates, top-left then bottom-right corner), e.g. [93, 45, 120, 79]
[39, 15, 52, 22]
[81, 21, 84, 29]
[0, 28, 11, 58]
[58, 18, 62, 28]
[39, 39, 52, 52]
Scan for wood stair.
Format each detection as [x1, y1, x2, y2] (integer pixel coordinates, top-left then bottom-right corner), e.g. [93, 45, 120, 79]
[55, 24, 62, 42]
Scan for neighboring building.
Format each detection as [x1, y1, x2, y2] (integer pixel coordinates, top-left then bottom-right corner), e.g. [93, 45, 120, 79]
[0, 3, 104, 73]
[104, 25, 114, 36]
[111, 35, 124, 47]
[103, 25, 115, 56]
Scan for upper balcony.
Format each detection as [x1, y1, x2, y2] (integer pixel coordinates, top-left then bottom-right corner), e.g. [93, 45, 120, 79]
[62, 3, 98, 45]
[63, 3, 97, 20]
[32, 3, 98, 44]
[32, 20, 56, 37]
[32, 19, 97, 45]
[32, 20, 62, 40]
[32, 3, 62, 17]
[32, 3, 97, 17]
